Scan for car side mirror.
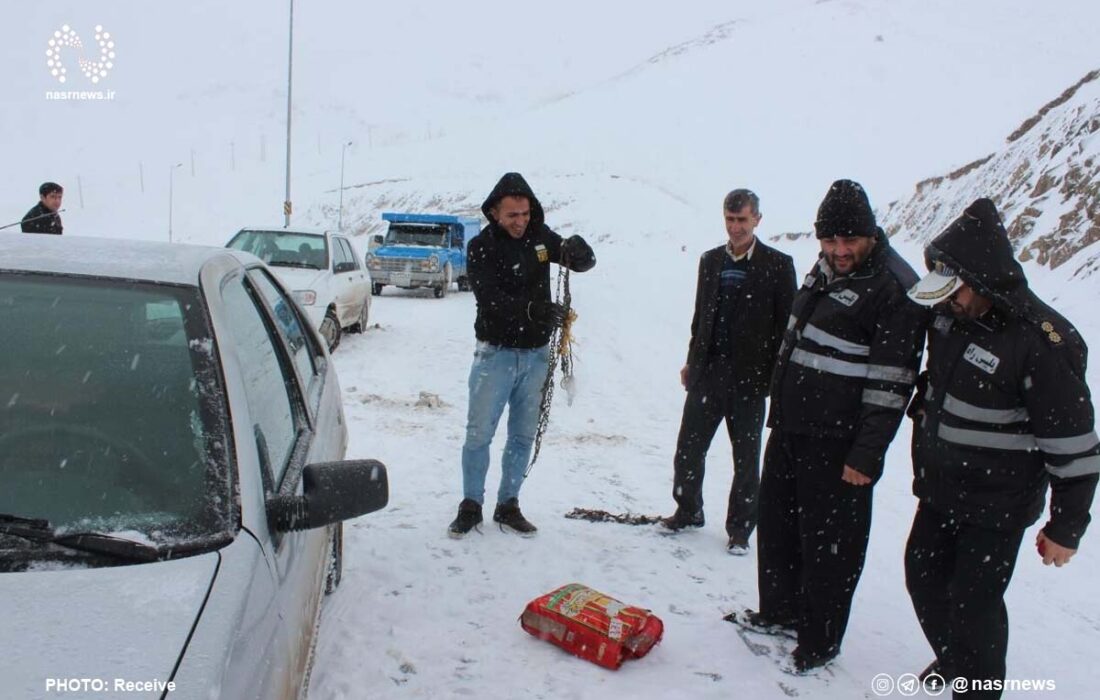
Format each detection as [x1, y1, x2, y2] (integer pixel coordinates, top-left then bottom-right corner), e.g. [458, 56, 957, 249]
[368, 235, 384, 251]
[269, 459, 388, 531]
[334, 261, 357, 274]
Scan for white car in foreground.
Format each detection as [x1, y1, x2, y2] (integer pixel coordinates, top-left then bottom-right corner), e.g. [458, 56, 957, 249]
[227, 227, 372, 351]
[0, 233, 388, 700]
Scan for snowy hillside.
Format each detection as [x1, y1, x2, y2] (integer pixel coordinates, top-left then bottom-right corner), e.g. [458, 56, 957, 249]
[882, 69, 1100, 280]
[3, 0, 1099, 244]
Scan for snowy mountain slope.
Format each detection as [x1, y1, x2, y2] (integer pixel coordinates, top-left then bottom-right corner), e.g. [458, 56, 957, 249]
[3, 0, 1099, 245]
[881, 69, 1100, 280]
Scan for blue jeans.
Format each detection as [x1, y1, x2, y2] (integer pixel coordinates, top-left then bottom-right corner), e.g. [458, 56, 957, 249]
[461, 341, 550, 505]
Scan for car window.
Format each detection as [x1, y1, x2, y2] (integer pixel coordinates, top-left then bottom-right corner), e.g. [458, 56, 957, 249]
[331, 238, 351, 268]
[0, 274, 231, 543]
[220, 275, 302, 487]
[337, 238, 359, 270]
[246, 268, 317, 391]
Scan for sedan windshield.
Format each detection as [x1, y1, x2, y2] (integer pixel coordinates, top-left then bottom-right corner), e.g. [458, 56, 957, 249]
[0, 274, 232, 552]
[228, 230, 328, 270]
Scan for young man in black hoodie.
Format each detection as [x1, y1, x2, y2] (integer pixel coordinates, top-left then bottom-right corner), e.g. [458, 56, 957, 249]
[448, 173, 596, 538]
[744, 180, 927, 673]
[21, 182, 64, 235]
[905, 198, 1099, 699]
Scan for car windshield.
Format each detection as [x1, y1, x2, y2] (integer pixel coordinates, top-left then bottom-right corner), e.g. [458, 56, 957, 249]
[228, 230, 328, 270]
[385, 224, 448, 247]
[0, 274, 232, 552]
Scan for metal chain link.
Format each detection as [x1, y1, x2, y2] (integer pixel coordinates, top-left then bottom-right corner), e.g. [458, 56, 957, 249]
[526, 266, 573, 476]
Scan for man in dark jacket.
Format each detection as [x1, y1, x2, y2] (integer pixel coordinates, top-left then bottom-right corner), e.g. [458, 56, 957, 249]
[746, 180, 927, 673]
[904, 198, 1099, 699]
[448, 173, 596, 538]
[21, 182, 64, 235]
[661, 189, 796, 554]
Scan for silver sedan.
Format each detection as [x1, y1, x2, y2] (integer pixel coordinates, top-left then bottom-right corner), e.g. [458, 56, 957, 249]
[0, 233, 388, 699]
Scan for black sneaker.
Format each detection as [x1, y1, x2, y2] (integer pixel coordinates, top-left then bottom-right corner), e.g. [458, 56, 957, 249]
[659, 509, 704, 531]
[723, 609, 797, 638]
[493, 498, 537, 535]
[448, 499, 483, 538]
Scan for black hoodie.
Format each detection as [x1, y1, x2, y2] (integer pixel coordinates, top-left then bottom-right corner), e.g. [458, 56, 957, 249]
[911, 198, 1099, 546]
[21, 202, 63, 235]
[467, 173, 595, 348]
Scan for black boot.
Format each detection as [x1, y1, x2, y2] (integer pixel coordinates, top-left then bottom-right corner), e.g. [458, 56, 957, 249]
[659, 508, 704, 531]
[448, 499, 483, 538]
[493, 498, 537, 536]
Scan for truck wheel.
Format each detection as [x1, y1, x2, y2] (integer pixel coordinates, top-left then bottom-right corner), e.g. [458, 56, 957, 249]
[457, 276, 470, 292]
[320, 308, 341, 352]
[434, 264, 452, 299]
[371, 283, 383, 296]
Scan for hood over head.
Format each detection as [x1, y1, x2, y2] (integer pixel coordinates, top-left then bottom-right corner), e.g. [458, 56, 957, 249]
[481, 172, 545, 227]
[909, 198, 1027, 308]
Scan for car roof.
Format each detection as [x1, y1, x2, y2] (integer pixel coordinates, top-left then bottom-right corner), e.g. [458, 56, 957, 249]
[0, 233, 249, 286]
[235, 225, 334, 236]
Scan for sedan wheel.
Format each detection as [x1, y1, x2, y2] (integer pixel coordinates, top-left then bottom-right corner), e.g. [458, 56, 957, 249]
[348, 298, 370, 334]
[320, 309, 341, 352]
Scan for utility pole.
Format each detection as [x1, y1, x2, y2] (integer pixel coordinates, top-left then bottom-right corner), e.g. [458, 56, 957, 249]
[339, 140, 353, 230]
[168, 163, 182, 243]
[283, 0, 295, 227]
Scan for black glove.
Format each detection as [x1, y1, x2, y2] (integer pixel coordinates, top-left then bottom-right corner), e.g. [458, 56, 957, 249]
[528, 300, 568, 327]
[560, 235, 596, 272]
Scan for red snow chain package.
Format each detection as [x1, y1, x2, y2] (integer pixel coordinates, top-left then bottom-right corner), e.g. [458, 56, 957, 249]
[520, 583, 664, 670]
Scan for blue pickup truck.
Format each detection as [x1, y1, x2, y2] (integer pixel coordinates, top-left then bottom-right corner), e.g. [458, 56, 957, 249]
[365, 213, 481, 298]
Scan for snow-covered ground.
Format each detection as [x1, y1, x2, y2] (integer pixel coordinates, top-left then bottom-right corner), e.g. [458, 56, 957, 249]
[308, 223, 1099, 699]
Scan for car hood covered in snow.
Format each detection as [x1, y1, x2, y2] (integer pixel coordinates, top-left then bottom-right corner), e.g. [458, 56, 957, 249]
[1, 553, 217, 697]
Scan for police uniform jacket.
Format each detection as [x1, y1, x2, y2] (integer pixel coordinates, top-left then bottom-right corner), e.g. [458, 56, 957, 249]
[909, 199, 1099, 548]
[768, 230, 927, 480]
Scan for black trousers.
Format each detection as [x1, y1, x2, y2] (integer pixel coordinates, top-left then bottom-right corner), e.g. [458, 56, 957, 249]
[671, 358, 766, 538]
[756, 429, 872, 658]
[905, 504, 1024, 700]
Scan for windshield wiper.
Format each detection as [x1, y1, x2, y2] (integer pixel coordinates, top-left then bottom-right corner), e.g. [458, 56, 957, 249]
[0, 514, 161, 563]
[269, 261, 319, 270]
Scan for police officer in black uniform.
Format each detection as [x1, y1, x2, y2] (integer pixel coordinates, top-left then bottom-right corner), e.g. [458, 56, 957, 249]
[904, 198, 1099, 699]
[751, 180, 927, 672]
